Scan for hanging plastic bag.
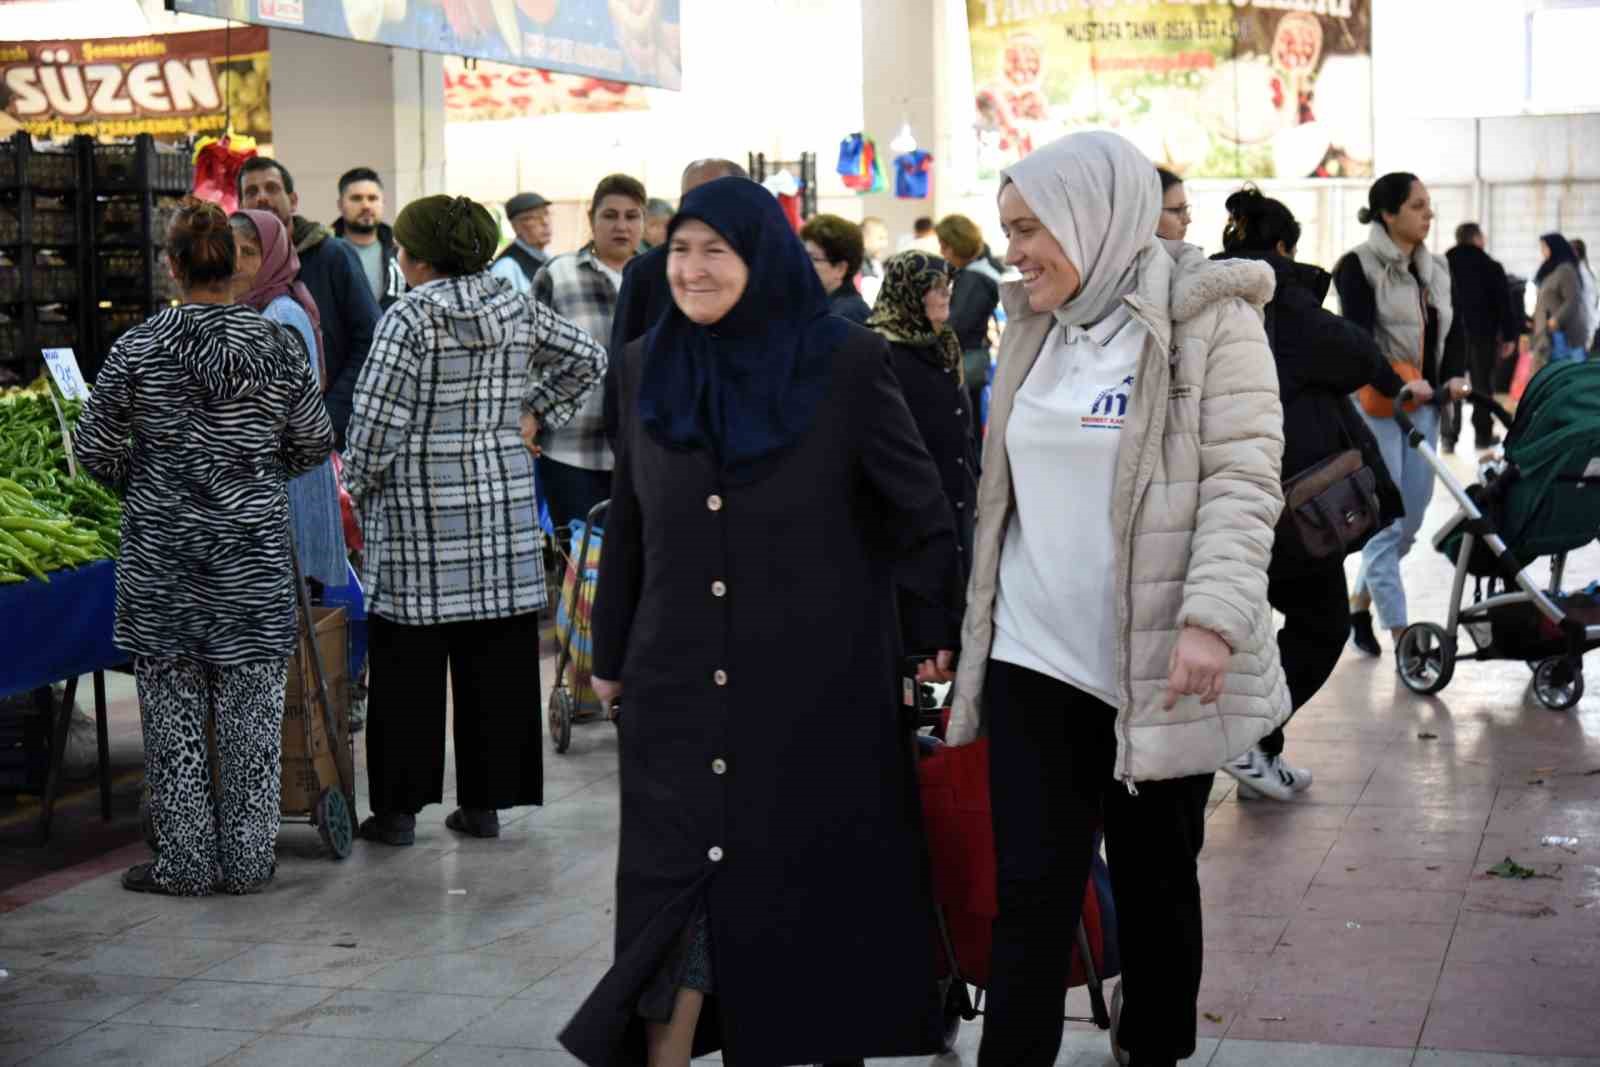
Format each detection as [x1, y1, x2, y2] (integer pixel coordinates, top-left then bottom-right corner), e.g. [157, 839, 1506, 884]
[191, 135, 259, 213]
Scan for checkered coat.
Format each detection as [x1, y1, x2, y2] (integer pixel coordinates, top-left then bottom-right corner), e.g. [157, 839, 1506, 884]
[343, 272, 607, 625]
[532, 246, 621, 471]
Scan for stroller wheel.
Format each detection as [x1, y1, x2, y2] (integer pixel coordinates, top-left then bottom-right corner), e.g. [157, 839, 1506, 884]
[548, 686, 575, 753]
[1533, 658, 1584, 711]
[1396, 623, 1456, 695]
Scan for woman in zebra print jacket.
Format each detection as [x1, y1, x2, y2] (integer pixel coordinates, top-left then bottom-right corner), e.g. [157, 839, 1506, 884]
[75, 198, 335, 896]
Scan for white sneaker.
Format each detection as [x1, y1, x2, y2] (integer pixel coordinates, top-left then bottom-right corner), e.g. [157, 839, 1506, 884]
[1267, 752, 1313, 793]
[1108, 979, 1130, 1066]
[1223, 746, 1296, 802]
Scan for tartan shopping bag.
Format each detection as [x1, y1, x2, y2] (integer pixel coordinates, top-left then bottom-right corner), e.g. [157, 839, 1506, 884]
[554, 519, 605, 716]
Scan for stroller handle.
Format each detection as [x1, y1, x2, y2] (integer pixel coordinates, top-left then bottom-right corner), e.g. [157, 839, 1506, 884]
[1469, 391, 1517, 432]
[1393, 387, 1513, 443]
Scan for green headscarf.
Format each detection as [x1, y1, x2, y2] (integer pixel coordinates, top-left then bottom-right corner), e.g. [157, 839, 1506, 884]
[866, 250, 964, 382]
[393, 195, 499, 275]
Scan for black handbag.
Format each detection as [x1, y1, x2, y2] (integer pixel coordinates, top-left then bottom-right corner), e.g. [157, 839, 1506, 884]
[1262, 303, 1383, 561]
[1278, 449, 1381, 560]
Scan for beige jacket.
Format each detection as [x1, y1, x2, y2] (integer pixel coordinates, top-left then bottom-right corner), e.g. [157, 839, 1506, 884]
[947, 245, 1292, 784]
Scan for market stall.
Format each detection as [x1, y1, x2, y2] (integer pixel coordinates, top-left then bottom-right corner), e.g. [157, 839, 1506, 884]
[0, 381, 128, 843]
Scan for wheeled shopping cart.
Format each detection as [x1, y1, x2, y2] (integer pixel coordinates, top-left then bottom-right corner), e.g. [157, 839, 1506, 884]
[548, 500, 614, 753]
[1393, 362, 1600, 710]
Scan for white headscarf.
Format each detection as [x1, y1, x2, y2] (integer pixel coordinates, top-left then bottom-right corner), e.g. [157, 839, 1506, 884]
[1001, 131, 1163, 329]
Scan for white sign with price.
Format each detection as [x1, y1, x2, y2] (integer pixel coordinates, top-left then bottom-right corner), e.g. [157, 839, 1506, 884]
[41, 348, 90, 401]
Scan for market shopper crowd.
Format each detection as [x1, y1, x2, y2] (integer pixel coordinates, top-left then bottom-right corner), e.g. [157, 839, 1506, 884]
[73, 126, 1595, 1067]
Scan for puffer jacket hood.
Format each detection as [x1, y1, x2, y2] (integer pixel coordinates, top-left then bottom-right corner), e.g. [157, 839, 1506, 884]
[148, 303, 307, 403]
[403, 272, 524, 349]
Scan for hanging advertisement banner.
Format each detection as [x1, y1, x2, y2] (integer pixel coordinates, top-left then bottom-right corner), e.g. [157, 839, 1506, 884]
[968, 0, 1372, 180]
[0, 26, 271, 143]
[443, 57, 648, 121]
[174, 0, 682, 91]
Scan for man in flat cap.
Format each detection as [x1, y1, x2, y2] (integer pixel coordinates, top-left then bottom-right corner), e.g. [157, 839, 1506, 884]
[489, 192, 554, 295]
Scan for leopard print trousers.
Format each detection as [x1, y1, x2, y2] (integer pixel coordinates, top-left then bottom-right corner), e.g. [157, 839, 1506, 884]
[135, 656, 289, 895]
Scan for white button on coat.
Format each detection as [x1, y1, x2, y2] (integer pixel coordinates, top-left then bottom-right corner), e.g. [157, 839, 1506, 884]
[711, 580, 727, 597]
[707, 494, 723, 511]
[714, 669, 728, 686]
[708, 846, 724, 862]
[712, 758, 727, 775]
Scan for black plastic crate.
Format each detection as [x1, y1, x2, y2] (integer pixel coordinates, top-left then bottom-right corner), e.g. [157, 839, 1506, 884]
[0, 134, 80, 190]
[92, 137, 191, 193]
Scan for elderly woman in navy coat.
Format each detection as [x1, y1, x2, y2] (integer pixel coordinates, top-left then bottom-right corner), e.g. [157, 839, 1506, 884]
[559, 177, 963, 1067]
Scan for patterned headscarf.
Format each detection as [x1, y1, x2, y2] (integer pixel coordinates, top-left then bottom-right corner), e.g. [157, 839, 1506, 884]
[867, 250, 964, 382]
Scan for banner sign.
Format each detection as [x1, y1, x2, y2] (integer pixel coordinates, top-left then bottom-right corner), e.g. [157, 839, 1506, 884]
[968, 0, 1372, 180]
[0, 26, 271, 143]
[444, 56, 648, 121]
[175, 0, 682, 91]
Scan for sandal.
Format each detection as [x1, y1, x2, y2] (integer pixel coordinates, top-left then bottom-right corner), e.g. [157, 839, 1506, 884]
[121, 862, 177, 896]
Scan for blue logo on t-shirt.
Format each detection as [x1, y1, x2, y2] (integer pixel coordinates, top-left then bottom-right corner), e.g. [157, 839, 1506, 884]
[1084, 375, 1134, 428]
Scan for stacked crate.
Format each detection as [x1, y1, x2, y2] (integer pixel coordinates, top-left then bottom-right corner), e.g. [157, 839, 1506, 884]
[0, 133, 91, 388]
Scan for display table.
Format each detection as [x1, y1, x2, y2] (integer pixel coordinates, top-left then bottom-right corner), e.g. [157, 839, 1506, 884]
[0, 560, 128, 842]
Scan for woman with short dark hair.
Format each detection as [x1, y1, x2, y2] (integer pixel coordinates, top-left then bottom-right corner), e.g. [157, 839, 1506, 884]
[345, 195, 607, 846]
[937, 214, 1003, 444]
[534, 173, 647, 532]
[1334, 173, 1469, 658]
[1156, 166, 1190, 242]
[76, 198, 334, 896]
[800, 213, 872, 324]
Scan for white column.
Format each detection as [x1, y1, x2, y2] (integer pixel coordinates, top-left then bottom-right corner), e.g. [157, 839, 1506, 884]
[267, 29, 446, 221]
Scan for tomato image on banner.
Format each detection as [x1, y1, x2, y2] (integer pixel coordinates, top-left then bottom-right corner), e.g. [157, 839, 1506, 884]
[966, 0, 1372, 181]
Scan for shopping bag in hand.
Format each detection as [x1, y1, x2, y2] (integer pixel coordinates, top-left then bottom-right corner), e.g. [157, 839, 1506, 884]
[555, 520, 605, 716]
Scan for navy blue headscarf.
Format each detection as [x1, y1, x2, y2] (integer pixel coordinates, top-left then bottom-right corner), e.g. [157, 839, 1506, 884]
[1535, 232, 1582, 288]
[638, 177, 849, 484]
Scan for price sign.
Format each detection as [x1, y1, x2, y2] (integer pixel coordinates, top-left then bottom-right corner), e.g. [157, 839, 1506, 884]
[41, 348, 90, 401]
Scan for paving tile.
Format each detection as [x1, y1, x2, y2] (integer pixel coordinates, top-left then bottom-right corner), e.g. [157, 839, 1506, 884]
[354, 951, 565, 997]
[1314, 855, 1478, 893]
[197, 942, 396, 988]
[1422, 995, 1600, 1058]
[209, 1033, 433, 1066]
[1202, 915, 1289, 954]
[21, 1022, 257, 1067]
[115, 978, 337, 1031]
[273, 988, 500, 1043]
[1223, 991, 1429, 1047]
[0, 969, 177, 1023]
[1298, 884, 1463, 924]
[1414, 1051, 1600, 1066]
[1346, 804, 1491, 836]
[1328, 826, 1485, 860]
[456, 958, 609, 1049]
[1209, 1040, 1414, 1066]
[411, 1047, 579, 1067]
[1275, 918, 1452, 962]
[1247, 948, 1444, 1000]
[45, 935, 252, 979]
[0, 1018, 95, 1067]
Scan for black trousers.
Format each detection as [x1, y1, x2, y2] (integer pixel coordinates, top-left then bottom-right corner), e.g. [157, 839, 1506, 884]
[366, 612, 543, 814]
[978, 661, 1214, 1067]
[1442, 332, 1502, 444]
[1260, 563, 1350, 757]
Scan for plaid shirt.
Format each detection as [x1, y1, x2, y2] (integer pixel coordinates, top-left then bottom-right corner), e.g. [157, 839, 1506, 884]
[533, 245, 622, 470]
[342, 272, 606, 625]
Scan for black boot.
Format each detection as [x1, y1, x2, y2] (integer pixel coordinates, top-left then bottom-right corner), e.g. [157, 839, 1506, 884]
[446, 807, 501, 839]
[1350, 610, 1381, 656]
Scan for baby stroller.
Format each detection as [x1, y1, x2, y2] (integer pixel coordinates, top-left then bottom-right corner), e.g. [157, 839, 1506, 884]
[910, 675, 1119, 1052]
[547, 500, 614, 753]
[1394, 361, 1600, 710]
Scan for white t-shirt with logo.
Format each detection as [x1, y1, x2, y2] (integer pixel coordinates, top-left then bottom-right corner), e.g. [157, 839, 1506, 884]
[991, 304, 1145, 706]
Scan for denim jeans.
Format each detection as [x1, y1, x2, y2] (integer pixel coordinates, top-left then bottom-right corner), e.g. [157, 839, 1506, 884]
[1354, 403, 1438, 630]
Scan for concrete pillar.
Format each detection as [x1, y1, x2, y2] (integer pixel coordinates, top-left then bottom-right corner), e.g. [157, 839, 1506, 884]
[859, 0, 938, 245]
[267, 29, 445, 222]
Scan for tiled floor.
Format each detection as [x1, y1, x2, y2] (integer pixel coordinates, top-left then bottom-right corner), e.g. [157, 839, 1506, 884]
[2, 446, 1598, 1065]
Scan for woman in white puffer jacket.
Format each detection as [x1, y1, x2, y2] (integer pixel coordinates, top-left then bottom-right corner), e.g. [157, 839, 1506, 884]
[927, 132, 1290, 1067]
